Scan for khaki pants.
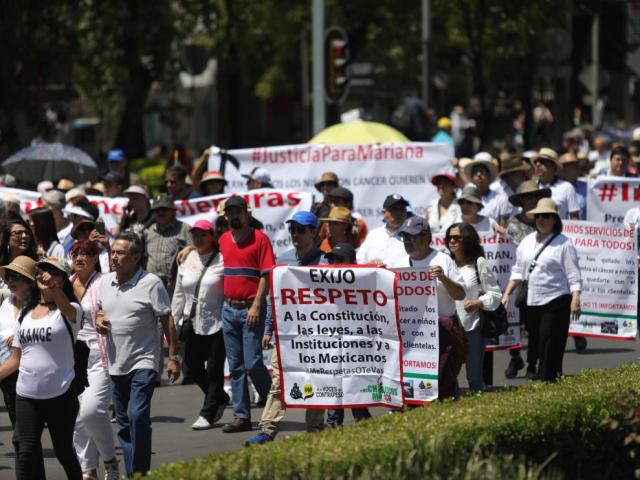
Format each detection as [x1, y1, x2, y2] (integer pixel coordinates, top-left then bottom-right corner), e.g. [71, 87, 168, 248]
[258, 349, 324, 437]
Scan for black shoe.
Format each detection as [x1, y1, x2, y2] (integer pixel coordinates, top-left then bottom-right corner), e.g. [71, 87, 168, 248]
[222, 418, 252, 433]
[526, 366, 538, 380]
[504, 356, 525, 378]
[574, 336, 587, 352]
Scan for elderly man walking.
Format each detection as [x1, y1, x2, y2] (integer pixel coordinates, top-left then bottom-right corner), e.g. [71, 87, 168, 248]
[96, 232, 181, 477]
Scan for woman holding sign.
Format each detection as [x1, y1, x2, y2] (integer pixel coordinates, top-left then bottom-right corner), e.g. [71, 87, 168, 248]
[445, 223, 502, 393]
[502, 198, 581, 382]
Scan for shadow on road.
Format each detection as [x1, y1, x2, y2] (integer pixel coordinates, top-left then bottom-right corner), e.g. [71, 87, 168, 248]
[151, 416, 185, 423]
[569, 348, 635, 355]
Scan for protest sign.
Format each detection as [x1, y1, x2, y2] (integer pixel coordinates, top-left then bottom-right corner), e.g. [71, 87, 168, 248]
[209, 142, 454, 229]
[271, 265, 403, 408]
[432, 232, 521, 349]
[393, 268, 439, 404]
[1, 187, 312, 256]
[587, 176, 640, 223]
[563, 221, 638, 340]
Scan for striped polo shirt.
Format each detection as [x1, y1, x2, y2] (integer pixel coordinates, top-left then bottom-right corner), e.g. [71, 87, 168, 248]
[218, 228, 275, 300]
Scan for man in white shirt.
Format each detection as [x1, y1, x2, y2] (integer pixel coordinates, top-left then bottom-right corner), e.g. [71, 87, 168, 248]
[463, 153, 512, 227]
[389, 216, 465, 399]
[356, 194, 410, 267]
[534, 148, 580, 220]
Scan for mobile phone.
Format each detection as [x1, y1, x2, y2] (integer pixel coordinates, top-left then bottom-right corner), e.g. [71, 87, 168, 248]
[95, 221, 106, 235]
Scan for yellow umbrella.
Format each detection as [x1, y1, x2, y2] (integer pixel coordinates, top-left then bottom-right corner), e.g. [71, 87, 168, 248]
[308, 121, 409, 144]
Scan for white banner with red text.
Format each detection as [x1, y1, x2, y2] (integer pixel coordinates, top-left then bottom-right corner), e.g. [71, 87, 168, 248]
[271, 265, 404, 408]
[209, 143, 455, 229]
[563, 221, 638, 340]
[432, 232, 521, 350]
[587, 176, 640, 223]
[392, 268, 439, 403]
[0, 187, 312, 256]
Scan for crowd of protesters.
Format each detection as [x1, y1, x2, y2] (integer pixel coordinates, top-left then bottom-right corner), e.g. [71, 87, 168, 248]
[0, 122, 635, 479]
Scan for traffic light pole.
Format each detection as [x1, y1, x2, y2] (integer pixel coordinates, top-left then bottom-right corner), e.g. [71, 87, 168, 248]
[422, 0, 431, 108]
[312, 0, 326, 134]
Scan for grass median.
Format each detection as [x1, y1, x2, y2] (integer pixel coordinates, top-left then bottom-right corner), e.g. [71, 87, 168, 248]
[142, 363, 640, 479]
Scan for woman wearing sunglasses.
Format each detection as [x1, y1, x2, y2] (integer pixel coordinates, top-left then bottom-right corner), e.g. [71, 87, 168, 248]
[0, 257, 83, 479]
[502, 198, 581, 382]
[445, 223, 502, 393]
[0, 219, 38, 271]
[70, 240, 119, 479]
[0, 256, 38, 446]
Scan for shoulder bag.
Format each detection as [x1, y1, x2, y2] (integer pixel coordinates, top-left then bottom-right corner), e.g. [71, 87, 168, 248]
[515, 233, 559, 309]
[473, 259, 508, 338]
[179, 250, 217, 342]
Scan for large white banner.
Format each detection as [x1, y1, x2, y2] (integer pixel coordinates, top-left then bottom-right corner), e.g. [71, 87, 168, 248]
[1, 187, 312, 256]
[209, 143, 454, 229]
[563, 221, 638, 340]
[432, 232, 521, 350]
[271, 265, 404, 408]
[393, 268, 439, 403]
[587, 176, 640, 223]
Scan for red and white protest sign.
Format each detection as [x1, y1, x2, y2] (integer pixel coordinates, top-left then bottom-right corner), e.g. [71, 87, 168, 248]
[209, 142, 454, 230]
[271, 265, 404, 409]
[587, 176, 640, 223]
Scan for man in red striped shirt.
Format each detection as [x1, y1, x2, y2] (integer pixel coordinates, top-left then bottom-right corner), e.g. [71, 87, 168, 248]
[218, 196, 274, 433]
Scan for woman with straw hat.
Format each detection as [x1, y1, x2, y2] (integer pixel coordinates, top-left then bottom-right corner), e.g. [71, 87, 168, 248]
[0, 256, 37, 442]
[318, 206, 358, 252]
[502, 198, 581, 382]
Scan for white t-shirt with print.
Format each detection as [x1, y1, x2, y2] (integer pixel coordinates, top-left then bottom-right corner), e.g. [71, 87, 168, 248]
[13, 303, 82, 399]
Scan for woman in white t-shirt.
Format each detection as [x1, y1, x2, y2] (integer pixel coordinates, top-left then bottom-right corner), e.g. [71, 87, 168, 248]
[0, 257, 83, 479]
[426, 174, 463, 234]
[70, 240, 119, 479]
[445, 223, 502, 393]
[0, 256, 38, 433]
[171, 220, 227, 431]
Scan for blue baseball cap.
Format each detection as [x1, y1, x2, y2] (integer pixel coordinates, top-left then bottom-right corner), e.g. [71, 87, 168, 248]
[107, 149, 125, 162]
[286, 211, 318, 228]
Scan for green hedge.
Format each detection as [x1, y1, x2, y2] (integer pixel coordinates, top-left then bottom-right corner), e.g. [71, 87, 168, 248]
[143, 364, 640, 479]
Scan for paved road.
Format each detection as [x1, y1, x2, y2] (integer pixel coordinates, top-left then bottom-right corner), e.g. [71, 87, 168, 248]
[0, 337, 637, 479]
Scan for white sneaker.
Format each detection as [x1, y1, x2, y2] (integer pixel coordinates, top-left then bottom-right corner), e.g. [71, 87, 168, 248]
[192, 416, 213, 430]
[103, 459, 119, 480]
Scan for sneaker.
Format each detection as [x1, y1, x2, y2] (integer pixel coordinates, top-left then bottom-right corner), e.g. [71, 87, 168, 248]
[574, 336, 587, 352]
[192, 416, 213, 430]
[245, 432, 273, 445]
[222, 417, 252, 433]
[526, 366, 538, 380]
[504, 356, 525, 378]
[103, 459, 119, 480]
[82, 471, 98, 480]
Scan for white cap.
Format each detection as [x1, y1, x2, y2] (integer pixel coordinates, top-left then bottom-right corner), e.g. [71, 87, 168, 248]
[633, 127, 640, 141]
[473, 152, 493, 162]
[62, 203, 94, 220]
[37, 180, 54, 194]
[65, 188, 86, 203]
[242, 167, 272, 186]
[123, 185, 149, 198]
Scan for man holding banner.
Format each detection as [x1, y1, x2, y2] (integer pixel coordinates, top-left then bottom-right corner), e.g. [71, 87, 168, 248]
[390, 216, 466, 399]
[246, 211, 326, 445]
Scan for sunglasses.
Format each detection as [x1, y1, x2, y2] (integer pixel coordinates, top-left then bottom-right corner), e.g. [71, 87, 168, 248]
[37, 265, 63, 277]
[401, 233, 427, 242]
[457, 200, 479, 206]
[328, 255, 350, 264]
[10, 230, 29, 238]
[447, 235, 463, 243]
[288, 225, 310, 235]
[533, 158, 553, 167]
[535, 213, 555, 220]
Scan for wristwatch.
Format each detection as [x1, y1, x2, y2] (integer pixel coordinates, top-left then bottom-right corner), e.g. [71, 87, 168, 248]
[169, 355, 182, 363]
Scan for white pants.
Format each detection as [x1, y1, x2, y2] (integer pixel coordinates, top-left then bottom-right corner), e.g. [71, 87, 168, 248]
[73, 345, 116, 470]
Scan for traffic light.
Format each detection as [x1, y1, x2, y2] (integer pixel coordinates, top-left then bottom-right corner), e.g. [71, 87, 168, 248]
[325, 27, 350, 104]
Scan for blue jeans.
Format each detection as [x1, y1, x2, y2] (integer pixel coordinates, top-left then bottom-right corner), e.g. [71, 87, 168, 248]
[222, 303, 272, 419]
[465, 327, 486, 393]
[111, 369, 156, 477]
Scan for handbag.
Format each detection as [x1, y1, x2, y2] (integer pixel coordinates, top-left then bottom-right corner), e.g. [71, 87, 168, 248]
[515, 233, 559, 309]
[473, 259, 508, 338]
[179, 250, 217, 342]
